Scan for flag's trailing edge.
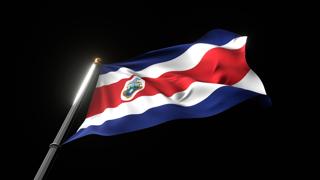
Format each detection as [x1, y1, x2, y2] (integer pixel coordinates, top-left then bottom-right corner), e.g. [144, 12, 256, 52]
[65, 29, 271, 143]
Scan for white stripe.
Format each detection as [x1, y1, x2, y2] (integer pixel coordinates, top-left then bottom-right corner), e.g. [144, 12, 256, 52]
[233, 70, 266, 95]
[78, 69, 266, 131]
[97, 36, 247, 88]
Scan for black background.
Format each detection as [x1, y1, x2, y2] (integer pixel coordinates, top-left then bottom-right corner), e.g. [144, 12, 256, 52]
[13, 3, 284, 179]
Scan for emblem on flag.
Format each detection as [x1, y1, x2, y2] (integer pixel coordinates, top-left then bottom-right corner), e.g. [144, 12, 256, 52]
[121, 76, 145, 101]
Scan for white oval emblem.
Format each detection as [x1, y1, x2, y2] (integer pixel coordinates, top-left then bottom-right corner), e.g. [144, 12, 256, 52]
[121, 76, 145, 101]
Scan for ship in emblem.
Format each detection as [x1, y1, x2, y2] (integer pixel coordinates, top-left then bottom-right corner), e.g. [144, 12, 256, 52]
[121, 76, 145, 101]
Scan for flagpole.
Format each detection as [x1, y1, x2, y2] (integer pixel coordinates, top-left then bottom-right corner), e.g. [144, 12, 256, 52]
[34, 58, 102, 180]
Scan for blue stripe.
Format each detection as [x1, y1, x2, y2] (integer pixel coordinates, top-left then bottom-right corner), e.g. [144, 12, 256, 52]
[195, 29, 240, 45]
[99, 29, 241, 74]
[64, 86, 270, 144]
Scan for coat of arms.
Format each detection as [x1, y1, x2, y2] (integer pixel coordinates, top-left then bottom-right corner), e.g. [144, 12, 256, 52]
[121, 76, 145, 101]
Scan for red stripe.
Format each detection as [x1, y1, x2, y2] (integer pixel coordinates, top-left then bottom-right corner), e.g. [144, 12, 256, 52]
[87, 46, 249, 118]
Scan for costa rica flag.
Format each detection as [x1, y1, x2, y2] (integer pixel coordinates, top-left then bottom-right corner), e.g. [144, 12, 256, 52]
[65, 29, 270, 143]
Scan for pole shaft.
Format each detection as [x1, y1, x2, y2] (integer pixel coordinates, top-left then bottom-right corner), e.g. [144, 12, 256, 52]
[34, 147, 58, 180]
[34, 61, 101, 180]
[34, 99, 82, 180]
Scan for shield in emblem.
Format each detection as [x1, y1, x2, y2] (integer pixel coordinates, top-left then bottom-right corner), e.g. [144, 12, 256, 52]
[121, 76, 145, 101]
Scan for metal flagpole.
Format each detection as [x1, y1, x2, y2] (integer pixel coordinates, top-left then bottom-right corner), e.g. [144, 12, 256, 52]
[34, 58, 102, 180]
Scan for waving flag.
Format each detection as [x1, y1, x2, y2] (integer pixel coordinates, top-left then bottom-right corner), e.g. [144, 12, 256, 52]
[66, 29, 270, 143]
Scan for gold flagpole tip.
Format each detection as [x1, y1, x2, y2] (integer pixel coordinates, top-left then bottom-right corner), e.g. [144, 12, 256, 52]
[94, 57, 102, 64]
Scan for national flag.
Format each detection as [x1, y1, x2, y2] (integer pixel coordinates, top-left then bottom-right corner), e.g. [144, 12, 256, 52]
[66, 29, 270, 143]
